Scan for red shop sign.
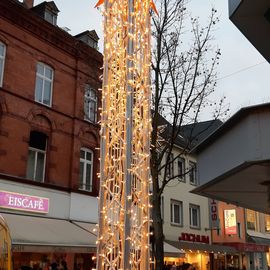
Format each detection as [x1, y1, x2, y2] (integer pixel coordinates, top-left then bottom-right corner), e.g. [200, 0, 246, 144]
[221, 242, 269, 252]
[179, 232, 209, 244]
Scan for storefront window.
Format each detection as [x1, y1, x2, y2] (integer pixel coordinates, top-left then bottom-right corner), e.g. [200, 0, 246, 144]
[164, 252, 210, 270]
[12, 252, 96, 270]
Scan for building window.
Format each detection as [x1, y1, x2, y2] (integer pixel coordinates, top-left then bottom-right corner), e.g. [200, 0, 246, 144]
[79, 148, 93, 192]
[189, 161, 197, 185]
[0, 42, 6, 87]
[189, 204, 200, 228]
[177, 157, 185, 181]
[170, 199, 183, 226]
[44, 11, 57, 25]
[84, 86, 97, 123]
[26, 131, 47, 182]
[237, 222, 242, 238]
[265, 215, 270, 233]
[35, 62, 54, 106]
[246, 209, 257, 231]
[87, 38, 98, 50]
[167, 153, 174, 178]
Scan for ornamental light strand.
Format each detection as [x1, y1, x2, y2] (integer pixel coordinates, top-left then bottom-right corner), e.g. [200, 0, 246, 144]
[96, 0, 155, 269]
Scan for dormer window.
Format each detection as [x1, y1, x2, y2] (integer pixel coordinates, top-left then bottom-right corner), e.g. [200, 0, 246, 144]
[74, 30, 99, 50]
[87, 39, 98, 50]
[44, 10, 57, 25]
[30, 1, 59, 26]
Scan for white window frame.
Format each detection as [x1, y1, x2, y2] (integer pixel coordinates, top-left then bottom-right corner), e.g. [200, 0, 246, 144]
[27, 147, 46, 182]
[167, 153, 174, 178]
[170, 199, 183, 226]
[177, 157, 185, 182]
[84, 86, 97, 123]
[189, 204, 200, 229]
[189, 161, 197, 185]
[79, 148, 94, 192]
[0, 41, 6, 88]
[35, 62, 54, 106]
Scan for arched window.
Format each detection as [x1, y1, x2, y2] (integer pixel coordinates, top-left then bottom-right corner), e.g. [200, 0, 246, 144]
[79, 148, 94, 191]
[35, 62, 54, 106]
[26, 131, 47, 182]
[84, 85, 97, 123]
[0, 41, 6, 87]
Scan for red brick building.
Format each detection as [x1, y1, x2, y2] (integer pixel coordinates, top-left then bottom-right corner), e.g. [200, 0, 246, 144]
[0, 0, 102, 269]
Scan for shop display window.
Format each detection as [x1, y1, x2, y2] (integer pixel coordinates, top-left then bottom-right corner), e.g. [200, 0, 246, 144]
[12, 252, 96, 270]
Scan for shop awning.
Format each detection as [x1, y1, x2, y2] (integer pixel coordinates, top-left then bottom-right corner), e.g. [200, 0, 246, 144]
[247, 230, 270, 246]
[164, 242, 185, 258]
[1, 213, 97, 253]
[72, 221, 98, 235]
[166, 240, 237, 254]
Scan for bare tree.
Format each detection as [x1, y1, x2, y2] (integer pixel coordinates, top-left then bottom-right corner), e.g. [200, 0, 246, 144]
[150, 0, 227, 269]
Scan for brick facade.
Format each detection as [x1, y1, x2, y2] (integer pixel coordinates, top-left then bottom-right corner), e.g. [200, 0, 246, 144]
[0, 0, 102, 196]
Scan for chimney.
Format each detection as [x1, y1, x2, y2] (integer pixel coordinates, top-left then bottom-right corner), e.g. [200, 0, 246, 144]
[23, 0, 34, 9]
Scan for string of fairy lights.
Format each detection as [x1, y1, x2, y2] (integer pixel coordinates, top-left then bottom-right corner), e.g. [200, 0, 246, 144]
[95, 0, 156, 269]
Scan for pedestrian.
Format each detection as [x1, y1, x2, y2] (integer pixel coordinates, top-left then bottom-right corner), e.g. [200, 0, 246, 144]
[60, 261, 67, 270]
[182, 263, 191, 270]
[51, 263, 58, 270]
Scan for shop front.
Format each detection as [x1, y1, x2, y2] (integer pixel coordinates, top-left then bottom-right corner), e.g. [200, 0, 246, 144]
[165, 232, 237, 270]
[0, 186, 98, 270]
[163, 242, 185, 269]
[0, 215, 12, 270]
[1, 213, 98, 270]
[219, 242, 269, 270]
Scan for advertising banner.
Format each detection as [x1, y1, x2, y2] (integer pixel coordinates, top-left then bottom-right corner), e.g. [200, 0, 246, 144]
[224, 209, 237, 235]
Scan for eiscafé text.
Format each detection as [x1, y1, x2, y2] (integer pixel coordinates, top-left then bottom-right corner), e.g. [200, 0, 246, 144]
[0, 191, 49, 213]
[8, 195, 44, 210]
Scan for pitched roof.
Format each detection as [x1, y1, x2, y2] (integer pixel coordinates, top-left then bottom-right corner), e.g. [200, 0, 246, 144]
[181, 119, 223, 148]
[193, 102, 270, 153]
[74, 30, 100, 41]
[155, 113, 222, 150]
[33, 1, 59, 12]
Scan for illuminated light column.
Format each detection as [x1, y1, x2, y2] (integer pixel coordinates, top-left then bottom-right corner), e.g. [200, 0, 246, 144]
[96, 0, 156, 269]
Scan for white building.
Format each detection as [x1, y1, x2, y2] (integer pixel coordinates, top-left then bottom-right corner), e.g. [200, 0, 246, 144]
[159, 119, 234, 270]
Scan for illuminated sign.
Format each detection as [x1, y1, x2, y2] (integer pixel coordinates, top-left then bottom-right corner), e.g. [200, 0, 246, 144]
[0, 191, 49, 214]
[179, 232, 209, 244]
[224, 209, 237, 235]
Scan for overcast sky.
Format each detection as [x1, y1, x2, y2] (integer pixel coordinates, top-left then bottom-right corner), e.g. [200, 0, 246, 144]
[32, 0, 270, 120]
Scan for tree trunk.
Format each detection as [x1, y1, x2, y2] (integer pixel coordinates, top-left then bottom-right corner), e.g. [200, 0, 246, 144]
[152, 173, 164, 270]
